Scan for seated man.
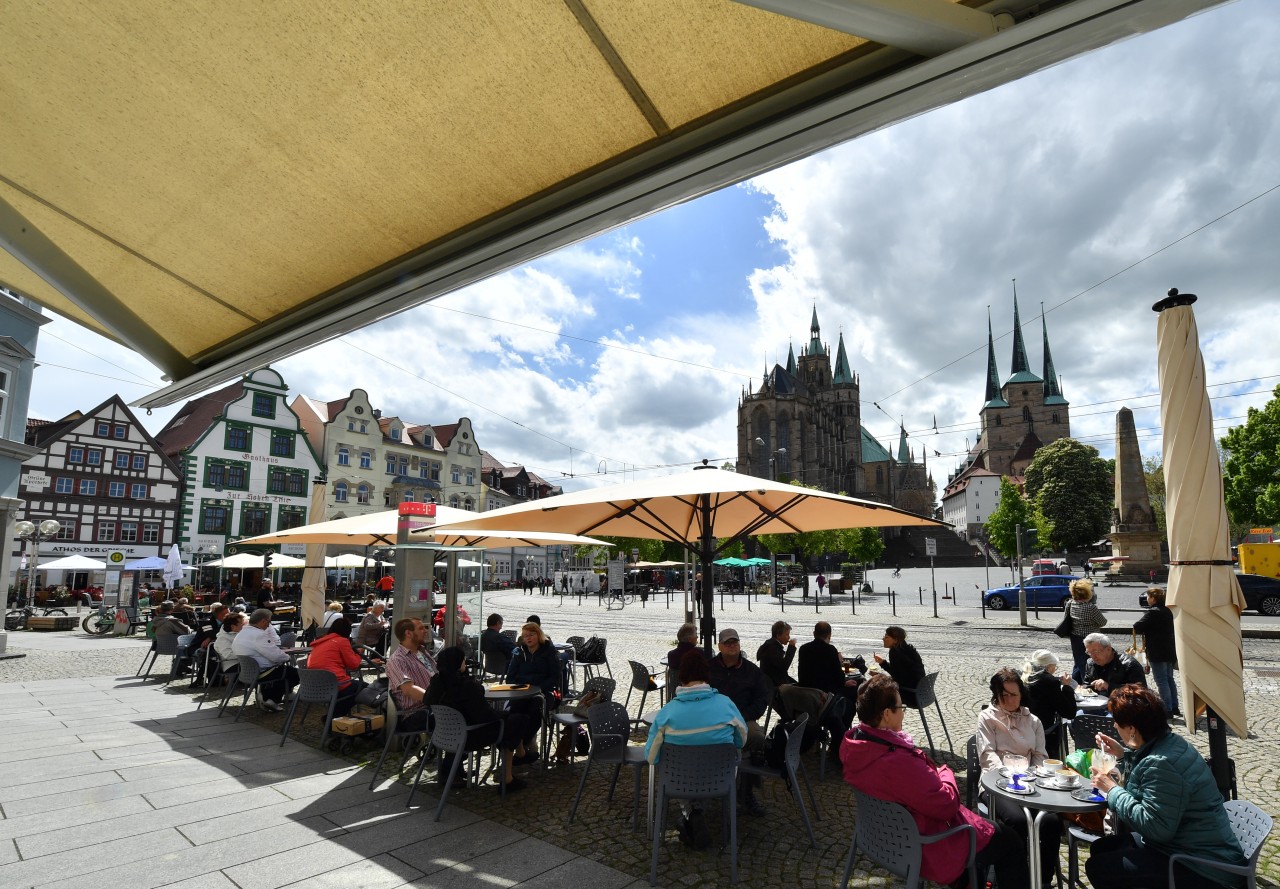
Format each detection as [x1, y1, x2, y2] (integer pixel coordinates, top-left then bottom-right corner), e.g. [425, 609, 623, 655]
[1082, 632, 1147, 701]
[756, 619, 827, 726]
[357, 601, 389, 654]
[386, 617, 438, 732]
[798, 620, 862, 732]
[152, 601, 197, 674]
[479, 613, 515, 676]
[231, 608, 300, 711]
[709, 627, 772, 817]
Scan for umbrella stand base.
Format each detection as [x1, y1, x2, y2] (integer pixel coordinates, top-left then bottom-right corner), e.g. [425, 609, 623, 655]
[1205, 708, 1238, 801]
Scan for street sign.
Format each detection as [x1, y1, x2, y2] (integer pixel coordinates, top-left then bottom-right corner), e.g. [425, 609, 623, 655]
[925, 538, 937, 557]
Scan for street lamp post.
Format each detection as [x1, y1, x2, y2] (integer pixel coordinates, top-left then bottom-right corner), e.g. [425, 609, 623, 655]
[15, 519, 61, 606]
[753, 437, 787, 481]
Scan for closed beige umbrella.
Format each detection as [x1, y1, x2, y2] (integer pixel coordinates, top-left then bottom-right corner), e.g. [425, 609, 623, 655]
[1154, 290, 1247, 751]
[300, 479, 329, 631]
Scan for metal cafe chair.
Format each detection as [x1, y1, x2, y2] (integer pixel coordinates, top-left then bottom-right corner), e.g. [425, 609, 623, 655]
[842, 789, 978, 889]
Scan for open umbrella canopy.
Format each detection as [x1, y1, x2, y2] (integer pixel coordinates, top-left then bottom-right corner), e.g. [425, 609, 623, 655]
[125, 556, 170, 570]
[38, 554, 107, 571]
[1155, 290, 1247, 742]
[714, 557, 751, 567]
[434, 463, 943, 649]
[205, 552, 276, 570]
[324, 554, 391, 569]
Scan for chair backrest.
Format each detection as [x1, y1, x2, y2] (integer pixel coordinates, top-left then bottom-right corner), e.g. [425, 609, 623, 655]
[1226, 800, 1274, 864]
[659, 743, 739, 801]
[235, 655, 262, 688]
[913, 672, 939, 708]
[585, 701, 632, 761]
[628, 659, 654, 692]
[482, 648, 510, 677]
[501, 629, 517, 643]
[1069, 714, 1120, 751]
[853, 789, 926, 882]
[295, 667, 340, 703]
[965, 733, 980, 810]
[566, 635, 585, 654]
[154, 634, 182, 655]
[581, 675, 616, 701]
[428, 705, 467, 754]
[781, 712, 809, 773]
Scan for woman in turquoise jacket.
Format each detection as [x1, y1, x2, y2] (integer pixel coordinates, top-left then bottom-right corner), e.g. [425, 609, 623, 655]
[645, 649, 747, 764]
[1088, 684, 1245, 889]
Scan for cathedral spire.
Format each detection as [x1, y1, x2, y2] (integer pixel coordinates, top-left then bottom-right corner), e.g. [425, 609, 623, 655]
[833, 332, 854, 384]
[1041, 304, 1068, 405]
[1006, 281, 1042, 384]
[897, 423, 911, 463]
[808, 305, 825, 356]
[786, 342, 796, 376]
[983, 308, 1008, 408]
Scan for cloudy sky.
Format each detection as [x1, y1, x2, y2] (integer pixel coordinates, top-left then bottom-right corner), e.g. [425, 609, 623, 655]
[25, 0, 1280, 497]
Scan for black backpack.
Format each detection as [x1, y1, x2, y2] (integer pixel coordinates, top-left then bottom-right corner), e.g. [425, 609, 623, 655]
[577, 636, 605, 664]
[354, 676, 389, 710]
[766, 717, 819, 769]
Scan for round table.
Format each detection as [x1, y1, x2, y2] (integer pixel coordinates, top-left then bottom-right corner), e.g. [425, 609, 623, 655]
[980, 768, 1106, 883]
[485, 684, 548, 767]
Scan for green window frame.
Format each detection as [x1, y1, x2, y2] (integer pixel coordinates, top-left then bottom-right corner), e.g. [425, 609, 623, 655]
[269, 430, 295, 458]
[251, 393, 275, 419]
[240, 504, 270, 536]
[225, 423, 252, 452]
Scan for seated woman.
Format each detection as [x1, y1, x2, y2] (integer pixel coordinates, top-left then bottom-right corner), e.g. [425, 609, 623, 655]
[213, 611, 245, 664]
[504, 621, 562, 762]
[1022, 649, 1077, 758]
[426, 645, 532, 792]
[1088, 684, 1245, 889]
[842, 674, 1029, 889]
[975, 668, 1062, 886]
[873, 626, 925, 707]
[306, 617, 373, 717]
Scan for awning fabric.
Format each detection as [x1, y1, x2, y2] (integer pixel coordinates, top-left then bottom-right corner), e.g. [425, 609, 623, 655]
[0, 1, 1227, 407]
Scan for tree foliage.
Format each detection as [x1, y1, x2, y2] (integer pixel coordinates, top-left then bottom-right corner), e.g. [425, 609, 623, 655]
[1221, 385, 1280, 527]
[985, 476, 1032, 558]
[1022, 438, 1112, 550]
[844, 526, 886, 566]
[1143, 456, 1166, 533]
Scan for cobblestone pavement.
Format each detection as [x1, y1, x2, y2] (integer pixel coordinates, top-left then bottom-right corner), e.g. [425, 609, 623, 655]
[3, 578, 1278, 888]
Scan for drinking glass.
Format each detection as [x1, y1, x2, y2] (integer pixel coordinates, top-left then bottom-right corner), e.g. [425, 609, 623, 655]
[1091, 750, 1116, 800]
[1002, 753, 1030, 788]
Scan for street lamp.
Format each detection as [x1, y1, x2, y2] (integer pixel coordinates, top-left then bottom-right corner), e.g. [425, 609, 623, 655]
[15, 519, 61, 606]
[753, 437, 787, 480]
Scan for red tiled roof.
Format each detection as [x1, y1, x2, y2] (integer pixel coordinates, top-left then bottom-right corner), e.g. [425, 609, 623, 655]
[433, 423, 459, 447]
[154, 379, 244, 457]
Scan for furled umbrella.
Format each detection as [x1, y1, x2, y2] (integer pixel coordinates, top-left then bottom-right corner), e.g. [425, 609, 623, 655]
[432, 462, 944, 652]
[162, 543, 185, 593]
[1154, 288, 1247, 796]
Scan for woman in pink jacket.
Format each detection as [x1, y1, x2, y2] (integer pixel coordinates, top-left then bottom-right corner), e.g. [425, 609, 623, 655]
[841, 674, 1029, 889]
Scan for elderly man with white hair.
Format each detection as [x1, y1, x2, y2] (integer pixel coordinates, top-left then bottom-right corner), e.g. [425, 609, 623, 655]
[1022, 649, 1078, 758]
[1082, 633, 1147, 697]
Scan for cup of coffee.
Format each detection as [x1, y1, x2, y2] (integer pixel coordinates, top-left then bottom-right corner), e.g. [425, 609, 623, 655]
[1053, 769, 1080, 788]
[1041, 758, 1063, 775]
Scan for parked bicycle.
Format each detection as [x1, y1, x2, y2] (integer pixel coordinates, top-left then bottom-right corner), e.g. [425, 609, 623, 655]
[604, 589, 634, 609]
[4, 603, 69, 631]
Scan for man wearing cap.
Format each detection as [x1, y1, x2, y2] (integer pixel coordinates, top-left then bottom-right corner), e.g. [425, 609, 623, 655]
[708, 626, 772, 816]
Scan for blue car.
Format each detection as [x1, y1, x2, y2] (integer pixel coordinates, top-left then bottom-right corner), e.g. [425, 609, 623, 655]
[984, 575, 1082, 610]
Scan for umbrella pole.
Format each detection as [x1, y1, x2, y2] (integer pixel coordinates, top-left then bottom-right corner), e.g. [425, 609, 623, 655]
[699, 496, 716, 655]
[1205, 707, 1235, 800]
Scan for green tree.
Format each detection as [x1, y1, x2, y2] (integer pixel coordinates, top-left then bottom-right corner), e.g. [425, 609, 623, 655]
[1221, 384, 1280, 527]
[843, 526, 885, 567]
[985, 476, 1032, 559]
[1022, 438, 1112, 550]
[1143, 456, 1166, 533]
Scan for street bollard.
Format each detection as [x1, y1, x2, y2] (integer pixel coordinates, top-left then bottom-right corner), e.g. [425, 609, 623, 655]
[891, 586, 896, 616]
[932, 587, 938, 618]
[918, 586, 923, 605]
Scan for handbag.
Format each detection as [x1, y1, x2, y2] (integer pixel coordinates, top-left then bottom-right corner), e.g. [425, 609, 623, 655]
[1054, 604, 1073, 638]
[1128, 631, 1150, 673]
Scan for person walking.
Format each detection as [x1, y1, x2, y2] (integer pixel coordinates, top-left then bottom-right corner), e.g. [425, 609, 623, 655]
[815, 572, 826, 597]
[1133, 586, 1178, 717]
[1065, 578, 1107, 684]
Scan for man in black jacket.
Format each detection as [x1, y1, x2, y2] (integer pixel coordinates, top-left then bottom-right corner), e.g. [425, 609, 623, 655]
[709, 627, 772, 816]
[798, 621, 862, 730]
[757, 620, 826, 725]
[1083, 633, 1148, 695]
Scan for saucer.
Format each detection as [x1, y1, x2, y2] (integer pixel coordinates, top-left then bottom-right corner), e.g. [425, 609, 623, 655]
[1072, 787, 1107, 803]
[1039, 776, 1081, 790]
[998, 777, 1036, 795]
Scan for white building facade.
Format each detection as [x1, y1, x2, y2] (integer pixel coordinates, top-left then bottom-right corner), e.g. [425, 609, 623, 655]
[940, 467, 1001, 539]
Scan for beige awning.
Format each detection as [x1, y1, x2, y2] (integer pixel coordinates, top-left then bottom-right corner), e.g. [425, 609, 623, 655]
[0, 1, 1228, 406]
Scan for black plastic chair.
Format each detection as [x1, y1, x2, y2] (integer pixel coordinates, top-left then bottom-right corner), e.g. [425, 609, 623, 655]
[842, 789, 978, 889]
[738, 712, 818, 848]
[902, 672, 952, 757]
[1068, 713, 1121, 751]
[626, 660, 665, 726]
[279, 667, 340, 749]
[367, 692, 430, 791]
[409, 704, 506, 819]
[649, 743, 739, 886]
[567, 700, 646, 827]
[218, 655, 263, 720]
[137, 633, 181, 679]
[553, 676, 617, 767]
[196, 648, 235, 711]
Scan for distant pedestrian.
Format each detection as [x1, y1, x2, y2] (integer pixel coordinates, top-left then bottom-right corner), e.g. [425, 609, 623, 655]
[816, 572, 826, 596]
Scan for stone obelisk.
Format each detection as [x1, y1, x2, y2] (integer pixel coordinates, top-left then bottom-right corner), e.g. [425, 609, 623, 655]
[1110, 407, 1164, 578]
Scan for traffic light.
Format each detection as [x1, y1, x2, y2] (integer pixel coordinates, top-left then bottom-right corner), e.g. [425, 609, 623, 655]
[264, 552, 275, 570]
[1021, 527, 1038, 553]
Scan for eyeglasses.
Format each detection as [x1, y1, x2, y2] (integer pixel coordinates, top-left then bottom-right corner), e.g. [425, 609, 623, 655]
[886, 704, 905, 712]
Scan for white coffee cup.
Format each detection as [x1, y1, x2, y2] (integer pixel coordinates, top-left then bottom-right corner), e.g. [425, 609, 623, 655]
[1053, 769, 1079, 788]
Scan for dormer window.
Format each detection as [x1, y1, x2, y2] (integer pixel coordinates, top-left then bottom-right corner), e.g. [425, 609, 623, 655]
[391, 427, 401, 440]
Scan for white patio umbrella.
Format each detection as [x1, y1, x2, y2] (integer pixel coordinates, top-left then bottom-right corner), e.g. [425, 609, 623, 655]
[1154, 288, 1247, 795]
[301, 479, 329, 630]
[162, 543, 184, 590]
[204, 552, 274, 570]
[432, 463, 945, 650]
[38, 554, 107, 571]
[325, 553, 392, 568]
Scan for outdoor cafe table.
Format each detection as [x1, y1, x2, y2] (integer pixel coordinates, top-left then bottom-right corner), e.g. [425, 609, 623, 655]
[485, 683, 548, 766]
[980, 768, 1106, 883]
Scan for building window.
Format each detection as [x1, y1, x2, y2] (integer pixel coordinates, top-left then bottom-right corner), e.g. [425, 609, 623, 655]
[56, 522, 77, 541]
[96, 421, 111, 436]
[278, 507, 306, 530]
[0, 368, 8, 437]
[269, 431, 295, 458]
[995, 415, 1002, 426]
[199, 504, 229, 534]
[401, 490, 414, 503]
[97, 521, 115, 542]
[430, 462, 440, 481]
[360, 451, 372, 469]
[142, 523, 160, 543]
[86, 449, 103, 466]
[113, 425, 127, 439]
[55, 477, 73, 494]
[359, 421, 368, 433]
[267, 468, 306, 495]
[133, 454, 147, 470]
[386, 456, 397, 475]
[391, 427, 401, 440]
[68, 447, 84, 463]
[449, 494, 460, 508]
[131, 483, 148, 499]
[79, 479, 98, 496]
[337, 446, 350, 466]
[463, 497, 474, 511]
[419, 464, 430, 479]
[119, 521, 138, 542]
[108, 482, 126, 497]
[465, 469, 475, 486]
[252, 392, 275, 418]
[225, 424, 251, 452]
[206, 461, 248, 490]
[115, 453, 130, 468]
[451, 466, 461, 484]
[1023, 406, 1032, 422]
[334, 482, 348, 502]
[1051, 412, 1060, 424]
[241, 506, 269, 536]
[356, 484, 371, 505]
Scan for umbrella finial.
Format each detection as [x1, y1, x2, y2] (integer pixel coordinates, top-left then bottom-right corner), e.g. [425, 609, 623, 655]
[1153, 288, 1197, 313]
